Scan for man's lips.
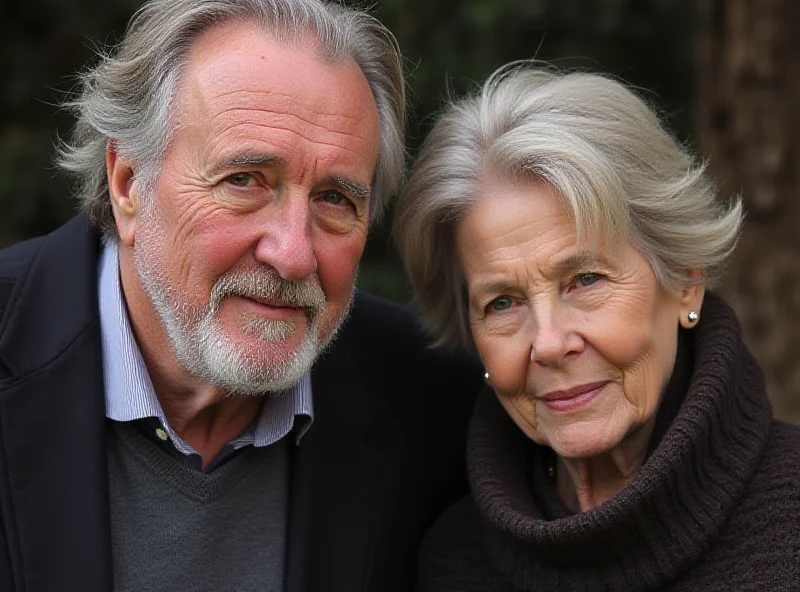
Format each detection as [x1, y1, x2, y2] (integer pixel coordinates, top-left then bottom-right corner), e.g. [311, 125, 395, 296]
[244, 296, 296, 309]
[234, 295, 303, 319]
[537, 381, 609, 412]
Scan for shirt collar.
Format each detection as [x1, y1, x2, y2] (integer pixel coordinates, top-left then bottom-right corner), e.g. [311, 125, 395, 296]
[97, 241, 314, 455]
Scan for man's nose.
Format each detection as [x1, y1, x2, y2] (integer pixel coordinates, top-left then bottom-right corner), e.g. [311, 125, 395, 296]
[253, 196, 317, 282]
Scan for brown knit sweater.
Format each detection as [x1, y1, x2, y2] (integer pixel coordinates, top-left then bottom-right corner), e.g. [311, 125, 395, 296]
[419, 293, 800, 591]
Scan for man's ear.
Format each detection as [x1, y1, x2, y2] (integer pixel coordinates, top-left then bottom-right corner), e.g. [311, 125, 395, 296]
[106, 141, 140, 247]
[679, 268, 706, 329]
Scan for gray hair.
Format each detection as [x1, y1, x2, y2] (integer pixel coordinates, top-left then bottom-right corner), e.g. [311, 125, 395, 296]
[394, 63, 743, 351]
[58, 0, 405, 238]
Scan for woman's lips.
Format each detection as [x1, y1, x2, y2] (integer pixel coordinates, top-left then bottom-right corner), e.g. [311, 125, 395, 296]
[538, 381, 609, 412]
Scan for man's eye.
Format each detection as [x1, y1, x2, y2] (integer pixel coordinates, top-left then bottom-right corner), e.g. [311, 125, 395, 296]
[321, 190, 348, 206]
[226, 173, 255, 188]
[488, 296, 513, 311]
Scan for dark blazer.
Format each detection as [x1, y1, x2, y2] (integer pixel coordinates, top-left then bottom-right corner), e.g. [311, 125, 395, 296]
[0, 215, 482, 592]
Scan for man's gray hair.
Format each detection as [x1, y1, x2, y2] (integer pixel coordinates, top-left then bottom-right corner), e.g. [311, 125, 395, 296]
[58, 0, 405, 238]
[394, 62, 743, 351]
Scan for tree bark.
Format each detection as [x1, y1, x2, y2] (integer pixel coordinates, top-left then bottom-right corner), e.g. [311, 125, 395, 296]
[696, 0, 800, 422]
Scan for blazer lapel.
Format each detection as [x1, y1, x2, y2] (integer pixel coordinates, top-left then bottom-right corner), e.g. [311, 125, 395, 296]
[0, 216, 112, 591]
[285, 326, 391, 592]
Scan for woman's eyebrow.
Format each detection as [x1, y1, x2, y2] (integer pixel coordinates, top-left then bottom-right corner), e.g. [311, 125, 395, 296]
[549, 252, 602, 275]
[468, 278, 518, 310]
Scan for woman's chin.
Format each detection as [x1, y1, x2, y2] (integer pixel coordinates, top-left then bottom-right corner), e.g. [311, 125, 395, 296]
[541, 421, 627, 460]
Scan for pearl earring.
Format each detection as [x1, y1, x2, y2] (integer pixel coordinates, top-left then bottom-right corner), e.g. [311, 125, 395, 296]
[687, 311, 699, 323]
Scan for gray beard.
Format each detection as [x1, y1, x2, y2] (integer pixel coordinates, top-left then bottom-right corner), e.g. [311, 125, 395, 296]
[133, 223, 354, 396]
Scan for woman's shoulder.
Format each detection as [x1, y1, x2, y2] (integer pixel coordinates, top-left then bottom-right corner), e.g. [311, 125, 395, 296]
[760, 418, 800, 477]
[734, 419, 800, 519]
[687, 418, 800, 586]
[767, 417, 800, 443]
[419, 496, 511, 592]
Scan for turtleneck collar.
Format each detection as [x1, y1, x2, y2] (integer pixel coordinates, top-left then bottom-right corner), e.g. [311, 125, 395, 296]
[467, 292, 773, 590]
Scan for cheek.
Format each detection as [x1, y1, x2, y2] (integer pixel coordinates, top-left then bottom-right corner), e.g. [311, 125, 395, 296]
[188, 226, 245, 274]
[474, 331, 532, 398]
[603, 322, 677, 417]
[602, 332, 653, 370]
[147, 184, 239, 285]
[496, 395, 545, 445]
[589, 298, 663, 373]
[154, 213, 256, 305]
[315, 234, 365, 310]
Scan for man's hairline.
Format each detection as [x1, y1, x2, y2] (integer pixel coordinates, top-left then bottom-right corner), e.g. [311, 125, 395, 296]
[133, 17, 371, 197]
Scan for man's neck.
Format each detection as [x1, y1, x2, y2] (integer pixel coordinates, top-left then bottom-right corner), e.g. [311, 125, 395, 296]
[118, 246, 263, 469]
[152, 379, 263, 469]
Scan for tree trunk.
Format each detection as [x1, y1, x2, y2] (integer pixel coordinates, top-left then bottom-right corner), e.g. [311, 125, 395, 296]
[696, 0, 800, 422]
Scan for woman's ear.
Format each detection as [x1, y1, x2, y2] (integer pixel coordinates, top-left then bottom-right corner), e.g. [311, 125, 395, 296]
[679, 269, 706, 329]
[106, 141, 140, 247]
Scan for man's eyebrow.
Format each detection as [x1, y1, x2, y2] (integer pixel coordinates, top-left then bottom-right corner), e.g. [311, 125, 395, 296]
[209, 153, 287, 176]
[330, 175, 371, 202]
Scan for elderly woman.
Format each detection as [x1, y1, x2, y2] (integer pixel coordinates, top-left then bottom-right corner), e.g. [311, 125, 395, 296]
[394, 64, 800, 590]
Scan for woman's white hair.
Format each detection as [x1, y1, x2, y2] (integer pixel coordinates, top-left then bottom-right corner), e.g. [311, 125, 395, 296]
[58, 0, 405, 238]
[394, 62, 743, 351]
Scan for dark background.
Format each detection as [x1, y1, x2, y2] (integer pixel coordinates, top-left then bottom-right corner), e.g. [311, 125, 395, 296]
[2, 0, 798, 421]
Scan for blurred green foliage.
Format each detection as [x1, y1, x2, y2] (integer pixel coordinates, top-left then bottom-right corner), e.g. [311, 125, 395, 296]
[1, 0, 693, 303]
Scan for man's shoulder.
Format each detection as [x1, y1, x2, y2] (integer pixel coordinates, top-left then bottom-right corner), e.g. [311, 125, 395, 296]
[0, 234, 49, 317]
[0, 216, 101, 379]
[0, 233, 45, 276]
[0, 231, 49, 271]
[339, 290, 483, 408]
[348, 291, 427, 343]
[0, 214, 95, 286]
[346, 290, 478, 368]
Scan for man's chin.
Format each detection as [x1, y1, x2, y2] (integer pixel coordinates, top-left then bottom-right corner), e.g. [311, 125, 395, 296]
[202, 351, 318, 395]
[196, 329, 321, 395]
[185, 302, 351, 394]
[237, 328, 310, 356]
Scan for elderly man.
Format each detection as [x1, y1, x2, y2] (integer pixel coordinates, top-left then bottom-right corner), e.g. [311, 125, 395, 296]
[0, 1, 481, 591]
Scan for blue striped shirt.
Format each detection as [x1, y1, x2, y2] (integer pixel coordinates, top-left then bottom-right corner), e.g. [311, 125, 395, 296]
[97, 242, 313, 468]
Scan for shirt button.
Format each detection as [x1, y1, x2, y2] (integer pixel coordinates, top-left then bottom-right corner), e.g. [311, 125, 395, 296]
[155, 428, 169, 441]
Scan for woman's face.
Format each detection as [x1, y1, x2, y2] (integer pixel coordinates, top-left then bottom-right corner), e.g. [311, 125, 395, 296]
[456, 179, 703, 459]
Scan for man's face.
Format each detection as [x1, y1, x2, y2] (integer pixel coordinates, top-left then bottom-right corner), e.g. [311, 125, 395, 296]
[128, 24, 380, 394]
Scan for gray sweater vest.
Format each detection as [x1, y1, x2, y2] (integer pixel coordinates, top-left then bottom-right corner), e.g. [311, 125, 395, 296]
[107, 421, 289, 591]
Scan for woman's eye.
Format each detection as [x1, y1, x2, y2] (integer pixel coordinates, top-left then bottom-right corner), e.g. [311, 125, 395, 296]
[488, 296, 513, 311]
[226, 173, 255, 188]
[573, 273, 602, 288]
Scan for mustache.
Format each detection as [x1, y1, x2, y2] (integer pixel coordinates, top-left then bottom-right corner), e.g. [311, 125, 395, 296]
[209, 268, 326, 317]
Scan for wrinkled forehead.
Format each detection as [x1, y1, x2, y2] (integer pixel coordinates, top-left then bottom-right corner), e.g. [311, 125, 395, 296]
[180, 21, 368, 105]
[157, 24, 361, 134]
[164, 21, 380, 163]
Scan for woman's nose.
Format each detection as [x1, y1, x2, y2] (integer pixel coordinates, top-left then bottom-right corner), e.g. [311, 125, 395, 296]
[529, 304, 581, 367]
